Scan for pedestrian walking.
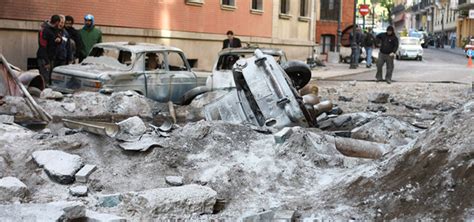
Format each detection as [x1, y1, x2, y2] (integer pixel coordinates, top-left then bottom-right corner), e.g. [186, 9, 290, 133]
[36, 14, 61, 86]
[363, 28, 376, 68]
[65, 15, 84, 63]
[375, 25, 398, 84]
[450, 32, 456, 49]
[222, 30, 242, 49]
[80, 14, 102, 62]
[350, 26, 363, 68]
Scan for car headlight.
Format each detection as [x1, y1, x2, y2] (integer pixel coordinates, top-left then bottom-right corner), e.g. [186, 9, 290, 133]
[400, 49, 406, 54]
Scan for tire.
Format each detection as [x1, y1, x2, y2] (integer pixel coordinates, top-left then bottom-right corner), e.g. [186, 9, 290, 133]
[281, 60, 312, 90]
[27, 86, 42, 97]
[418, 56, 422, 61]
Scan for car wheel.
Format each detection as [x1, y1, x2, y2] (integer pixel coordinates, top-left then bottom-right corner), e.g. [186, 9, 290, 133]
[396, 55, 399, 60]
[281, 60, 312, 90]
[418, 56, 422, 61]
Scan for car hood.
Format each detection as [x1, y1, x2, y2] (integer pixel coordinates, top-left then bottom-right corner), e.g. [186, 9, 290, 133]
[53, 63, 129, 79]
[399, 45, 422, 50]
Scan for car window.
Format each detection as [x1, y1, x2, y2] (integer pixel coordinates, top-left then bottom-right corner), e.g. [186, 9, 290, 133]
[145, 52, 165, 71]
[86, 47, 134, 69]
[167, 51, 188, 71]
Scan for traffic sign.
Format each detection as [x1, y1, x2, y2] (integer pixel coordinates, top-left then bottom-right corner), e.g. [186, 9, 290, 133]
[359, 4, 370, 16]
[467, 49, 474, 57]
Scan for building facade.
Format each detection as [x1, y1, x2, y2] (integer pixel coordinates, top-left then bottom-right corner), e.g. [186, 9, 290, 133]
[454, 0, 474, 46]
[0, 0, 317, 70]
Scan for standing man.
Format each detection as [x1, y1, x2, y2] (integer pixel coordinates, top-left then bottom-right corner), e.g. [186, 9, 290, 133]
[222, 30, 242, 49]
[54, 15, 73, 67]
[350, 26, 363, 68]
[37, 15, 61, 86]
[65, 15, 84, 63]
[80, 14, 102, 61]
[363, 28, 376, 68]
[375, 25, 398, 84]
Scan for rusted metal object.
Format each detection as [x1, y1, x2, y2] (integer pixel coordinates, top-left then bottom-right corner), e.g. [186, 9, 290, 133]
[326, 135, 389, 159]
[63, 119, 119, 137]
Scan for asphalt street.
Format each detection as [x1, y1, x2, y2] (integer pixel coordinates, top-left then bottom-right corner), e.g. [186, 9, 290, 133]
[329, 48, 473, 84]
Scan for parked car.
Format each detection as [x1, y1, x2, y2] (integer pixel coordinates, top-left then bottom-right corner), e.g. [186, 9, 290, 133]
[464, 38, 474, 58]
[51, 42, 198, 104]
[396, 37, 423, 61]
[206, 47, 311, 91]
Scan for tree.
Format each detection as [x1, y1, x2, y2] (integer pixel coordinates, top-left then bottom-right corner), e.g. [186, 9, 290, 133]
[372, 0, 394, 24]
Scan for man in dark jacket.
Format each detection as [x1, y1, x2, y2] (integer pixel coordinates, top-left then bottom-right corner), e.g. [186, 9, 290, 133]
[65, 15, 84, 62]
[54, 15, 73, 67]
[222, 30, 242, 49]
[363, 28, 376, 68]
[350, 26, 363, 68]
[36, 15, 61, 85]
[376, 25, 399, 84]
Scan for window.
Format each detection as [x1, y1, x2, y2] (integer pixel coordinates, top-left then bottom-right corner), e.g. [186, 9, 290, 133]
[320, 0, 339, 21]
[167, 52, 188, 71]
[221, 0, 235, 6]
[252, 0, 263, 10]
[145, 52, 165, 71]
[280, 0, 290, 14]
[185, 0, 203, 5]
[300, 0, 309, 17]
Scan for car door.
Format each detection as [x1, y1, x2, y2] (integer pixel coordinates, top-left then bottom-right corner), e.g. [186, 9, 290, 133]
[161, 51, 197, 103]
[142, 52, 169, 102]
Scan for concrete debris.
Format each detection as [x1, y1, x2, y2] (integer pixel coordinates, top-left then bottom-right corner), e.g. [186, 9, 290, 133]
[329, 136, 389, 159]
[338, 96, 353, 102]
[415, 109, 436, 120]
[62, 102, 76, 113]
[97, 193, 123, 208]
[106, 91, 152, 118]
[463, 101, 474, 113]
[349, 80, 357, 86]
[40, 88, 64, 100]
[57, 127, 79, 136]
[273, 210, 298, 221]
[75, 164, 97, 183]
[328, 106, 343, 115]
[32, 150, 84, 184]
[118, 133, 162, 151]
[351, 116, 420, 146]
[0, 201, 85, 221]
[0, 177, 28, 202]
[165, 176, 184, 186]
[333, 115, 352, 127]
[316, 112, 328, 122]
[368, 92, 390, 104]
[242, 210, 275, 222]
[123, 184, 217, 216]
[85, 210, 127, 222]
[69, 185, 88, 197]
[274, 127, 294, 144]
[115, 116, 147, 141]
[0, 115, 14, 124]
[366, 105, 387, 113]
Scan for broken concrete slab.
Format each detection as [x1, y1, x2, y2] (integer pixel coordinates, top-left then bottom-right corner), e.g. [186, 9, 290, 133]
[0, 115, 14, 124]
[165, 176, 184, 186]
[32, 150, 84, 184]
[274, 127, 293, 144]
[75, 164, 97, 183]
[368, 93, 390, 104]
[333, 115, 352, 127]
[115, 116, 147, 141]
[118, 134, 161, 151]
[124, 184, 217, 216]
[97, 193, 123, 208]
[62, 102, 76, 113]
[0, 177, 28, 202]
[0, 201, 85, 221]
[273, 210, 298, 221]
[351, 116, 420, 146]
[85, 210, 126, 222]
[242, 210, 275, 222]
[366, 105, 387, 113]
[69, 185, 88, 197]
[40, 88, 64, 100]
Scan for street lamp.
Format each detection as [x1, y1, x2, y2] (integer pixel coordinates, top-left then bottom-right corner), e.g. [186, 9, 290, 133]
[350, 0, 358, 69]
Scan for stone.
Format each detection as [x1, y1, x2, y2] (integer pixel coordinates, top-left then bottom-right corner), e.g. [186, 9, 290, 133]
[316, 112, 328, 122]
[338, 96, 353, 102]
[0, 177, 28, 202]
[0, 201, 85, 221]
[349, 80, 357, 86]
[351, 116, 420, 146]
[115, 116, 147, 141]
[75, 164, 97, 183]
[62, 103, 76, 112]
[273, 210, 297, 222]
[328, 107, 343, 115]
[0, 115, 14, 124]
[317, 119, 333, 130]
[32, 150, 84, 184]
[165, 176, 184, 186]
[40, 88, 64, 100]
[366, 105, 387, 113]
[274, 127, 293, 144]
[124, 184, 217, 216]
[57, 127, 79, 136]
[97, 193, 123, 208]
[416, 110, 436, 120]
[333, 115, 352, 127]
[368, 93, 390, 104]
[86, 210, 127, 222]
[242, 210, 275, 222]
[69, 185, 88, 197]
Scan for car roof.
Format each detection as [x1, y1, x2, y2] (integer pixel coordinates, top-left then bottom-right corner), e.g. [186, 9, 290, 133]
[93, 42, 184, 53]
[400, 37, 420, 40]
[218, 47, 285, 56]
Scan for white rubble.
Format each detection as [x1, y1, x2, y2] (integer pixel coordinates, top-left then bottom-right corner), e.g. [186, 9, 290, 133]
[351, 116, 420, 146]
[0, 177, 28, 202]
[0, 201, 85, 221]
[32, 150, 84, 184]
[69, 185, 88, 197]
[0, 115, 14, 124]
[165, 176, 184, 186]
[123, 184, 217, 216]
[40, 88, 64, 100]
[86, 210, 127, 222]
[116, 116, 147, 141]
[75, 164, 97, 183]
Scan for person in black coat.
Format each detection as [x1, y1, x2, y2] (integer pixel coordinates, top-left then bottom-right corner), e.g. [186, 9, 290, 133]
[375, 25, 399, 84]
[37, 14, 61, 85]
[222, 30, 242, 49]
[65, 15, 84, 62]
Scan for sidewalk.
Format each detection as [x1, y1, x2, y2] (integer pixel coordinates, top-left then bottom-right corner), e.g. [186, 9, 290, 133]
[430, 46, 466, 57]
[311, 62, 374, 80]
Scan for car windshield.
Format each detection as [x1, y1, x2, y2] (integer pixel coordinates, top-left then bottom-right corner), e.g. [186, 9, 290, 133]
[82, 47, 134, 70]
[401, 38, 419, 45]
[409, 32, 423, 38]
[216, 51, 286, 70]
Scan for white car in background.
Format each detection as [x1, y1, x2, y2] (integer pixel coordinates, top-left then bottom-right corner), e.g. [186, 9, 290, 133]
[396, 37, 423, 61]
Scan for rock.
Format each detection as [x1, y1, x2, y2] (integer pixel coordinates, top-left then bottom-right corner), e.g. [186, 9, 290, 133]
[317, 119, 333, 130]
[62, 103, 76, 112]
[349, 80, 357, 86]
[32, 150, 84, 184]
[85, 210, 126, 222]
[40, 88, 64, 100]
[328, 107, 343, 115]
[0, 177, 28, 202]
[463, 101, 474, 113]
[326, 88, 337, 94]
[243, 210, 275, 222]
[351, 116, 420, 146]
[0, 115, 14, 124]
[273, 210, 298, 221]
[368, 93, 390, 104]
[165, 176, 184, 186]
[366, 105, 387, 113]
[57, 127, 79, 137]
[106, 91, 152, 118]
[333, 115, 352, 128]
[75, 164, 97, 183]
[274, 127, 293, 144]
[316, 112, 328, 122]
[338, 96, 353, 102]
[97, 193, 123, 208]
[124, 184, 217, 216]
[69, 185, 88, 197]
[118, 134, 162, 151]
[115, 116, 147, 141]
[415, 110, 436, 120]
[0, 201, 85, 221]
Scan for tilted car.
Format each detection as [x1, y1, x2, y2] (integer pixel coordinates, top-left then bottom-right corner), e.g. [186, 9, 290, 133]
[396, 37, 423, 61]
[51, 42, 198, 104]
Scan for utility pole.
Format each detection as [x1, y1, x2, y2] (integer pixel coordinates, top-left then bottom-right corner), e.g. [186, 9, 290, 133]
[350, 0, 358, 69]
[363, 0, 366, 29]
[337, 0, 343, 52]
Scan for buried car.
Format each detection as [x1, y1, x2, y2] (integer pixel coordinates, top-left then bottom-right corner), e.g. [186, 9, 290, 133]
[205, 47, 312, 91]
[396, 37, 423, 61]
[51, 42, 197, 104]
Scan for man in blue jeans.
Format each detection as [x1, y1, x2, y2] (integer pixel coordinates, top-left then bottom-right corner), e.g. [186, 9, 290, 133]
[363, 28, 376, 68]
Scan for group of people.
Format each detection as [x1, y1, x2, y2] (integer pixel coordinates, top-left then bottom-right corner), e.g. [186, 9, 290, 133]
[36, 14, 102, 85]
[351, 25, 398, 84]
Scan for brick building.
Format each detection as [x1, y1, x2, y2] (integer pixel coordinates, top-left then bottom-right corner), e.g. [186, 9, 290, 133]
[0, 0, 318, 70]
